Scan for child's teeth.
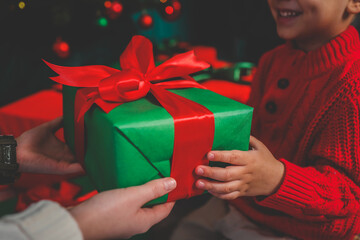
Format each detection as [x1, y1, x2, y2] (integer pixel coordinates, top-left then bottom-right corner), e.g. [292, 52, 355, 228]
[279, 11, 299, 17]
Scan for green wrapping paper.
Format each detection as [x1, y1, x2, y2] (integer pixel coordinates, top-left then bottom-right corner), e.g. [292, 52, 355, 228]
[63, 85, 252, 204]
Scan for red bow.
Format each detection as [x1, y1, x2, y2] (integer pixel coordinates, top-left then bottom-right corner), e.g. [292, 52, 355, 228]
[44, 35, 209, 104]
[45, 35, 214, 201]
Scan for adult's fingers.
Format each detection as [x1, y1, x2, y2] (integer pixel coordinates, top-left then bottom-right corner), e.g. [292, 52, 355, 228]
[134, 178, 177, 206]
[19, 152, 84, 175]
[46, 117, 64, 132]
[55, 162, 84, 175]
[138, 202, 175, 230]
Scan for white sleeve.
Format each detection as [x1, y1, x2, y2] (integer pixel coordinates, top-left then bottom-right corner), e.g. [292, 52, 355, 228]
[0, 200, 83, 240]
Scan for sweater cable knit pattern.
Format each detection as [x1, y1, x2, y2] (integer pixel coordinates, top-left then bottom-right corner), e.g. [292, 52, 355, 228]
[231, 26, 360, 240]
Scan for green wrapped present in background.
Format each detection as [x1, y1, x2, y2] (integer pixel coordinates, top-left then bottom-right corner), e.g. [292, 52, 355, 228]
[191, 62, 256, 84]
[45, 35, 253, 205]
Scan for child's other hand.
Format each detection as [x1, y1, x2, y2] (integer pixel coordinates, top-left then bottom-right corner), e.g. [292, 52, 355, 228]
[195, 136, 285, 200]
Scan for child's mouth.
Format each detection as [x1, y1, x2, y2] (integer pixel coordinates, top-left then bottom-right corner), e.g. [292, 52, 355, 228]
[276, 9, 302, 25]
[278, 9, 302, 18]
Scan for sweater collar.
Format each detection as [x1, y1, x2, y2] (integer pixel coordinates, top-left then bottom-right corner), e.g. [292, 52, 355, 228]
[285, 26, 360, 77]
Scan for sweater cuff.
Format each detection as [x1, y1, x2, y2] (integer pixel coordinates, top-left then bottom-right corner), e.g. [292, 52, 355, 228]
[255, 159, 316, 212]
[3, 200, 83, 240]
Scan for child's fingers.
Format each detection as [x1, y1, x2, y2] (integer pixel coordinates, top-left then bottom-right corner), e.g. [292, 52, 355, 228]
[207, 150, 248, 165]
[249, 135, 263, 150]
[208, 190, 243, 200]
[196, 179, 244, 194]
[195, 165, 247, 181]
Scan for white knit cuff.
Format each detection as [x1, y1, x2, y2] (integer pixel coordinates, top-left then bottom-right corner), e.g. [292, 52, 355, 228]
[3, 200, 83, 240]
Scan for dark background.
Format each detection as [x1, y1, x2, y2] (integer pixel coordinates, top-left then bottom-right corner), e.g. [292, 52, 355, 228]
[0, 0, 282, 107]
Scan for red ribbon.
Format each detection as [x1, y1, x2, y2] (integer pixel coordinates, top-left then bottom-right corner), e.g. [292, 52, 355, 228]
[44, 35, 214, 201]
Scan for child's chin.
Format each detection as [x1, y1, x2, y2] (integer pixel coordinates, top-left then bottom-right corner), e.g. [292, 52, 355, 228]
[276, 28, 297, 41]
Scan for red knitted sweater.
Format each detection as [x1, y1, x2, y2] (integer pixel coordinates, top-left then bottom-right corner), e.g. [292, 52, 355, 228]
[231, 26, 360, 240]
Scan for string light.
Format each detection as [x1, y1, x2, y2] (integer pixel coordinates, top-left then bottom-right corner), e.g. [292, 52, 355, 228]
[160, 0, 167, 3]
[142, 15, 152, 26]
[112, 2, 123, 13]
[105, 1, 123, 20]
[18, 1, 25, 10]
[161, 0, 181, 21]
[104, 1, 112, 8]
[59, 42, 69, 52]
[53, 38, 70, 58]
[173, 1, 181, 11]
[138, 13, 153, 29]
[97, 17, 108, 27]
[165, 6, 174, 15]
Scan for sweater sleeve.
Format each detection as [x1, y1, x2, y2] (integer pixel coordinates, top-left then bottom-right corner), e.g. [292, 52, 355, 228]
[0, 200, 83, 240]
[255, 94, 360, 222]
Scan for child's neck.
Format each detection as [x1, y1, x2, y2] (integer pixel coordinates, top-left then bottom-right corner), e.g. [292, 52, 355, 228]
[293, 38, 330, 52]
[293, 25, 351, 52]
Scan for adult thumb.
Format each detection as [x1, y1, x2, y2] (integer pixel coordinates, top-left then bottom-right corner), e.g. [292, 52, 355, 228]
[46, 117, 64, 132]
[135, 178, 177, 206]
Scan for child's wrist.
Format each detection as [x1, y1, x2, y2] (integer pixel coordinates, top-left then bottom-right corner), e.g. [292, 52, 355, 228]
[267, 160, 285, 196]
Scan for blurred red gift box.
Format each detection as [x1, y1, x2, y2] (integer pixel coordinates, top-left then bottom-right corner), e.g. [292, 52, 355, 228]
[0, 85, 79, 189]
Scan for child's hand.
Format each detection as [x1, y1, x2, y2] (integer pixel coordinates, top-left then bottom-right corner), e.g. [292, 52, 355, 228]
[195, 136, 285, 200]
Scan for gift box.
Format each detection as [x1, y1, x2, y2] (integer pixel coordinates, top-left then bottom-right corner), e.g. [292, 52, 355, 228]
[193, 62, 255, 104]
[45, 35, 253, 205]
[0, 86, 63, 138]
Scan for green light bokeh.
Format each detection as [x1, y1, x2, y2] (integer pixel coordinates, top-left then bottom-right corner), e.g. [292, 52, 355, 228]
[98, 17, 108, 27]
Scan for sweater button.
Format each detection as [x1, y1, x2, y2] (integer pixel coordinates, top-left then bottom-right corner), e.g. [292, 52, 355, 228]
[277, 78, 289, 89]
[265, 101, 277, 114]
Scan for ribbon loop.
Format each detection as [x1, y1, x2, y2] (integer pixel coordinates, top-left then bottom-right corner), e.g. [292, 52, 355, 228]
[117, 79, 151, 101]
[98, 71, 150, 102]
[120, 35, 156, 74]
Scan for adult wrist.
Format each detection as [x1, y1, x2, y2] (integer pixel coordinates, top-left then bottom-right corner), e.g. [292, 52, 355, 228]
[70, 204, 96, 240]
[0, 135, 20, 184]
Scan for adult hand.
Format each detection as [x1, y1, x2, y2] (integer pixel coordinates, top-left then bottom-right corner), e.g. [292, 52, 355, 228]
[70, 177, 177, 240]
[16, 117, 83, 175]
[195, 136, 285, 200]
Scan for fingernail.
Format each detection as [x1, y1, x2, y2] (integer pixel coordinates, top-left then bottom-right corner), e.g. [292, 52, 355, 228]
[208, 152, 215, 160]
[197, 180, 205, 189]
[164, 178, 177, 191]
[196, 167, 204, 175]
